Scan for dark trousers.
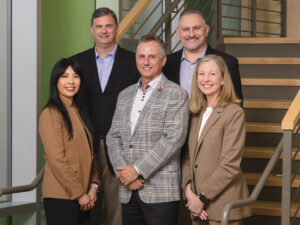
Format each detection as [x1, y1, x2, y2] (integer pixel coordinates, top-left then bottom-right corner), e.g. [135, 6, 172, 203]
[122, 191, 179, 225]
[44, 198, 90, 225]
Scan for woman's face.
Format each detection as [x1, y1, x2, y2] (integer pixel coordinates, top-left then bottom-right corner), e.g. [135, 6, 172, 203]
[197, 60, 224, 103]
[57, 66, 81, 101]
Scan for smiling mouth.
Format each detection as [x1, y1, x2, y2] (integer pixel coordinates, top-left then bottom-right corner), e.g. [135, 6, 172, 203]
[185, 37, 199, 41]
[65, 87, 75, 91]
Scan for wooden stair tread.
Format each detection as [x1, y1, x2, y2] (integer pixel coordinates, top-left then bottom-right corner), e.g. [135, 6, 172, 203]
[245, 173, 300, 188]
[242, 78, 300, 86]
[252, 201, 300, 217]
[246, 122, 282, 133]
[223, 37, 300, 44]
[244, 99, 291, 109]
[244, 146, 299, 160]
[238, 57, 300, 64]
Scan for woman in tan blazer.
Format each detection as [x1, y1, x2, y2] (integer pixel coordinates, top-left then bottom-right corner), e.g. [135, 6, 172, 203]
[182, 55, 251, 225]
[39, 58, 100, 225]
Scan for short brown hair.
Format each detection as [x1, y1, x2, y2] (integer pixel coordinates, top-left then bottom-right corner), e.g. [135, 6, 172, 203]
[189, 54, 240, 114]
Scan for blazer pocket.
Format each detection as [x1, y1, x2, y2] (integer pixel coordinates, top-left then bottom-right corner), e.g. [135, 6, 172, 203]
[69, 162, 81, 180]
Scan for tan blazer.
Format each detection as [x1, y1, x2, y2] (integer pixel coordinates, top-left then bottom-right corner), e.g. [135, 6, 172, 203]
[182, 104, 252, 221]
[39, 100, 100, 200]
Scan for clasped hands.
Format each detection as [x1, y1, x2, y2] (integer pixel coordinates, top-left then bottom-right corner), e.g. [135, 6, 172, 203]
[117, 165, 144, 191]
[77, 185, 98, 211]
[185, 183, 208, 221]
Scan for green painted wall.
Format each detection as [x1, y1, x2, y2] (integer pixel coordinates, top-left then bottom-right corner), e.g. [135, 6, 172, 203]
[0, 217, 8, 225]
[41, 0, 95, 109]
[41, 1, 96, 167]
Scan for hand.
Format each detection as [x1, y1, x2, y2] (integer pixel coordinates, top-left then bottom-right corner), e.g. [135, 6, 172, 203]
[127, 178, 145, 190]
[185, 183, 205, 217]
[78, 193, 91, 211]
[117, 165, 139, 186]
[198, 209, 208, 221]
[87, 186, 98, 207]
[186, 193, 204, 216]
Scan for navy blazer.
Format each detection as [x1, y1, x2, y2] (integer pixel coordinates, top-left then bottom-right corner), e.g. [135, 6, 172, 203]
[71, 46, 140, 171]
[163, 45, 243, 103]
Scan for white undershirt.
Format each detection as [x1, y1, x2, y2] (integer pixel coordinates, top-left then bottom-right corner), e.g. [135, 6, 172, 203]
[198, 107, 213, 140]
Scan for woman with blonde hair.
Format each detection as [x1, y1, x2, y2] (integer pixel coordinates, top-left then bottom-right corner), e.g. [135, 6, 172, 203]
[182, 54, 251, 225]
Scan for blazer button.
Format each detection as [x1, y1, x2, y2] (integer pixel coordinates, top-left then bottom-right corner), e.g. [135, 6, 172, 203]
[194, 165, 198, 168]
[129, 144, 133, 148]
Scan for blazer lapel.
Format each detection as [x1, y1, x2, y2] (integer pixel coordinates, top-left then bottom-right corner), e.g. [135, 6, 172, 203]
[189, 113, 203, 164]
[125, 86, 138, 141]
[87, 48, 103, 95]
[131, 76, 167, 138]
[102, 45, 122, 94]
[193, 107, 223, 162]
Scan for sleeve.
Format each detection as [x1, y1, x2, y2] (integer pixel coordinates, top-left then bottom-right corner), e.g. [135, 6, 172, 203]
[106, 93, 128, 175]
[90, 154, 101, 186]
[39, 109, 85, 200]
[200, 107, 246, 200]
[134, 88, 190, 179]
[181, 144, 192, 192]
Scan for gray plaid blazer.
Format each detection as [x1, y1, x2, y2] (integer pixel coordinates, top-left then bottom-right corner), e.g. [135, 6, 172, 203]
[107, 75, 189, 204]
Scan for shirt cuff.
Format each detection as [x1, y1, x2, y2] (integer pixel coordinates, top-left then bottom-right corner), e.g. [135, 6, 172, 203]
[133, 164, 141, 175]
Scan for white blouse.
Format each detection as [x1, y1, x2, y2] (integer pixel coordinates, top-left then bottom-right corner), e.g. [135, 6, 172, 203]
[198, 107, 213, 140]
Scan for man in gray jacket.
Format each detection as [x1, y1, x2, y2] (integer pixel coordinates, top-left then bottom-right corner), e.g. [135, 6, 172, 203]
[107, 35, 189, 225]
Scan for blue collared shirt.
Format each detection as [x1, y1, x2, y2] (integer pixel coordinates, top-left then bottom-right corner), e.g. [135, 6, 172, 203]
[95, 44, 118, 92]
[180, 46, 207, 97]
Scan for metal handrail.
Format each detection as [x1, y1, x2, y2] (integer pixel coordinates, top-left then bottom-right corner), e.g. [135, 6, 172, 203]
[221, 139, 283, 225]
[0, 168, 44, 198]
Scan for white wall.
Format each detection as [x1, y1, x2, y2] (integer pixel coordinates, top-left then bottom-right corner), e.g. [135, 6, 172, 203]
[11, 0, 38, 202]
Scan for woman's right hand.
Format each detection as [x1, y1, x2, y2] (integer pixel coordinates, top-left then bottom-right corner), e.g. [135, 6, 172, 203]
[78, 193, 91, 211]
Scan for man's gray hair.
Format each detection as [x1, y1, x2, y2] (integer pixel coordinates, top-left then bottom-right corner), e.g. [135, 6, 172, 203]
[137, 35, 166, 58]
[179, 8, 206, 24]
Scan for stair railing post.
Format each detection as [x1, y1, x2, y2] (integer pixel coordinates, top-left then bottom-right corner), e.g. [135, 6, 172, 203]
[250, 0, 256, 37]
[164, 0, 172, 54]
[281, 0, 287, 37]
[282, 130, 292, 225]
[217, 0, 222, 39]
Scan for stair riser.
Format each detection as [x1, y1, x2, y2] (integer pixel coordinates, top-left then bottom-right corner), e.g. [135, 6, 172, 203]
[240, 65, 300, 78]
[246, 133, 283, 147]
[225, 44, 300, 57]
[243, 86, 299, 100]
[242, 159, 300, 174]
[245, 109, 286, 123]
[248, 186, 300, 202]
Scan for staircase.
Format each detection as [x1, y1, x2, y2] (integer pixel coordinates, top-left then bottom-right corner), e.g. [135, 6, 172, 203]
[221, 37, 300, 225]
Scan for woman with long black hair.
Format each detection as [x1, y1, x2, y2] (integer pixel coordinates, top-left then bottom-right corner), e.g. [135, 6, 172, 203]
[39, 58, 100, 225]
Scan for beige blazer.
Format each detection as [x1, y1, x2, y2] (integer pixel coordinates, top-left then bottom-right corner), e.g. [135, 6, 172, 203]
[182, 104, 252, 221]
[39, 100, 99, 200]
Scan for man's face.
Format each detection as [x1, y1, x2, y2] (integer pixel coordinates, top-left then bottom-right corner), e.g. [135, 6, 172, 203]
[136, 41, 166, 81]
[176, 13, 209, 52]
[91, 15, 118, 47]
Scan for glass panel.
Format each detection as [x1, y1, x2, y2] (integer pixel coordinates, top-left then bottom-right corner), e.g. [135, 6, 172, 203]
[0, 0, 11, 202]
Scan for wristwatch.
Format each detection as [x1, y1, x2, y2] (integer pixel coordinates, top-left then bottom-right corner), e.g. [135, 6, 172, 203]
[199, 192, 209, 204]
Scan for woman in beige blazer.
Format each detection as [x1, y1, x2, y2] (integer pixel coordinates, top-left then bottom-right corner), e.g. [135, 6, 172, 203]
[39, 58, 100, 225]
[182, 55, 251, 225]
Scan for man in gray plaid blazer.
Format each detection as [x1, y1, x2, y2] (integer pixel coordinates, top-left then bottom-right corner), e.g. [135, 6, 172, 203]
[107, 35, 189, 225]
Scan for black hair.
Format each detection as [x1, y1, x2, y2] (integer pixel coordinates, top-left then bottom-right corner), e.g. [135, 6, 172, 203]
[44, 58, 94, 141]
[91, 7, 118, 26]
